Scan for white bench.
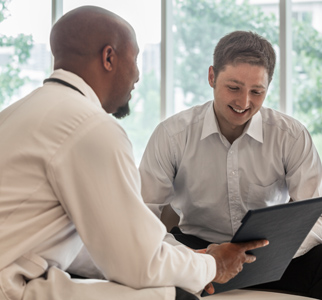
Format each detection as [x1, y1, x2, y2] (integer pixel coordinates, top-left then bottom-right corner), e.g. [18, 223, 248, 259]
[196, 289, 316, 299]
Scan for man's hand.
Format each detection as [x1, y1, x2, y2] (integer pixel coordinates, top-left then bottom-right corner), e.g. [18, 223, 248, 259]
[204, 240, 269, 294]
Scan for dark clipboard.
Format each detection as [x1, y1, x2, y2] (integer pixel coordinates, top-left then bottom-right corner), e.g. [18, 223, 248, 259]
[201, 197, 322, 297]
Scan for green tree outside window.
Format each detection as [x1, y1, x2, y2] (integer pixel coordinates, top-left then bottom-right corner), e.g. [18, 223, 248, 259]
[0, 0, 33, 110]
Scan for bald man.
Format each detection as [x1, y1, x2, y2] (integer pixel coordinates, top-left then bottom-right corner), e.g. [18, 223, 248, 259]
[0, 6, 267, 300]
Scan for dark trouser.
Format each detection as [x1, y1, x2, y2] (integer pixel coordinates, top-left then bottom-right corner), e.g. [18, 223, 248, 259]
[171, 226, 322, 299]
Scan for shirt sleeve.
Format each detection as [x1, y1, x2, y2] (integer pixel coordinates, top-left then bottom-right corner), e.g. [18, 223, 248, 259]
[139, 123, 177, 219]
[47, 114, 215, 292]
[285, 128, 322, 256]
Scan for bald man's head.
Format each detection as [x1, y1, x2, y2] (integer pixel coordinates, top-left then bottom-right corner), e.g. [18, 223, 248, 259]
[50, 6, 132, 68]
[50, 6, 140, 117]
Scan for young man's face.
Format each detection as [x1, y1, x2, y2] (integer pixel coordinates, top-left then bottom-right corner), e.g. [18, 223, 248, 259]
[208, 63, 269, 139]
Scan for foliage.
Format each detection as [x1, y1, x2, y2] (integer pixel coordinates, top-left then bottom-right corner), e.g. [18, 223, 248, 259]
[292, 21, 322, 134]
[0, 0, 33, 108]
[172, 0, 322, 137]
[173, 0, 279, 108]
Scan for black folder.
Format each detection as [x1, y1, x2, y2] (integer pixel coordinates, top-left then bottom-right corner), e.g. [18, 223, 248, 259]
[201, 197, 322, 297]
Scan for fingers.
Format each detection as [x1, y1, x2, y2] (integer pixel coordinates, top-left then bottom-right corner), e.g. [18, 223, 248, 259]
[207, 239, 269, 284]
[244, 254, 256, 264]
[195, 248, 207, 254]
[239, 239, 269, 251]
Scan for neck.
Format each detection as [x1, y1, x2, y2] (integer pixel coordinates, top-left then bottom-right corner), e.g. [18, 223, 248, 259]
[222, 125, 245, 144]
[213, 108, 247, 144]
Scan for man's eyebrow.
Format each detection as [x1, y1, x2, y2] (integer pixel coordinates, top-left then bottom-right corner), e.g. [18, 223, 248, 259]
[226, 79, 266, 89]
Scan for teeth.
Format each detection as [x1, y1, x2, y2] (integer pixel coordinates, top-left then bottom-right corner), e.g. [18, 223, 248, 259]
[232, 107, 246, 113]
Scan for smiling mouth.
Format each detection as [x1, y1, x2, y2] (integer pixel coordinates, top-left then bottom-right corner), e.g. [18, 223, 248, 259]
[229, 105, 249, 114]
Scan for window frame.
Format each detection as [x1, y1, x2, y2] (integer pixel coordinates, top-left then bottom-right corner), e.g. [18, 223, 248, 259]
[51, 0, 300, 119]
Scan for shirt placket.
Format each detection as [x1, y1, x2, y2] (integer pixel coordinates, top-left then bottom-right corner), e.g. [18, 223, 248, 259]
[227, 141, 243, 235]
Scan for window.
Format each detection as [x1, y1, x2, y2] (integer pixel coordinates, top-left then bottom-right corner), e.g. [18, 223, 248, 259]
[172, 0, 280, 113]
[0, 0, 52, 110]
[170, 0, 322, 157]
[291, 0, 322, 157]
[0, 0, 321, 159]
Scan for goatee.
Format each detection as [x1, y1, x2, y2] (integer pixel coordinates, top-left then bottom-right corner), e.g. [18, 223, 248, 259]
[113, 102, 130, 119]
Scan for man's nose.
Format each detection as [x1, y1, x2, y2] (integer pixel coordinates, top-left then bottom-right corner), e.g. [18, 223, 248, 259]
[237, 91, 251, 109]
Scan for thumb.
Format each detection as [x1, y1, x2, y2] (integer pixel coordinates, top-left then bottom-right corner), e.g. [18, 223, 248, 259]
[204, 283, 214, 295]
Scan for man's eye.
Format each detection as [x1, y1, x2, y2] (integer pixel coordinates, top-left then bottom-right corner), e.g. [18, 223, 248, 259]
[228, 86, 239, 91]
[252, 90, 262, 95]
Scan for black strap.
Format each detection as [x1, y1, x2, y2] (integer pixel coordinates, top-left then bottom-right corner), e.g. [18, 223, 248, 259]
[170, 226, 211, 249]
[43, 78, 85, 96]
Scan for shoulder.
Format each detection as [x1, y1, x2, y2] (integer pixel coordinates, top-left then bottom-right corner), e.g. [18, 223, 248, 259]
[260, 106, 307, 140]
[160, 101, 212, 137]
[35, 84, 128, 149]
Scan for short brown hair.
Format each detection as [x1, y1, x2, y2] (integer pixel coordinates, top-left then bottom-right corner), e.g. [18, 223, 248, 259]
[213, 31, 276, 84]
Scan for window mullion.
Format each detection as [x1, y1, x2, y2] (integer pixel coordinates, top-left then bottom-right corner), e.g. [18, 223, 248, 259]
[161, 0, 174, 120]
[52, 0, 63, 25]
[279, 0, 292, 115]
[51, 0, 63, 71]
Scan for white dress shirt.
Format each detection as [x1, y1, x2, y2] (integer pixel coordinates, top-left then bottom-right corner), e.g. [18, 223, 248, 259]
[139, 100, 322, 257]
[0, 69, 215, 300]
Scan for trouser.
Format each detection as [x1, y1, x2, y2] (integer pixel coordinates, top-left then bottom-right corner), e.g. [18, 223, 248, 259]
[171, 226, 322, 300]
[0, 266, 175, 300]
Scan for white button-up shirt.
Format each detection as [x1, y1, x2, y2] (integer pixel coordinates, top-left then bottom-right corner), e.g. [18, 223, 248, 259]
[140, 100, 322, 257]
[0, 69, 215, 300]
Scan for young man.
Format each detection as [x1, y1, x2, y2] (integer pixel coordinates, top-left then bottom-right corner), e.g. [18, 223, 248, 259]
[0, 7, 268, 300]
[139, 31, 322, 299]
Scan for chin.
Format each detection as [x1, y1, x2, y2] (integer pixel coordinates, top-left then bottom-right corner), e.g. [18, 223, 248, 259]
[112, 102, 130, 119]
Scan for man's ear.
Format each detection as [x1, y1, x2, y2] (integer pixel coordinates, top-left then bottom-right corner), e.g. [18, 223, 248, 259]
[102, 45, 115, 71]
[208, 66, 215, 88]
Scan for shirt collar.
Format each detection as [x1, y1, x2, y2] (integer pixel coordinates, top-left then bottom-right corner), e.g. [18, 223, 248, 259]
[48, 69, 102, 108]
[245, 110, 263, 143]
[200, 101, 263, 143]
[201, 101, 220, 140]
